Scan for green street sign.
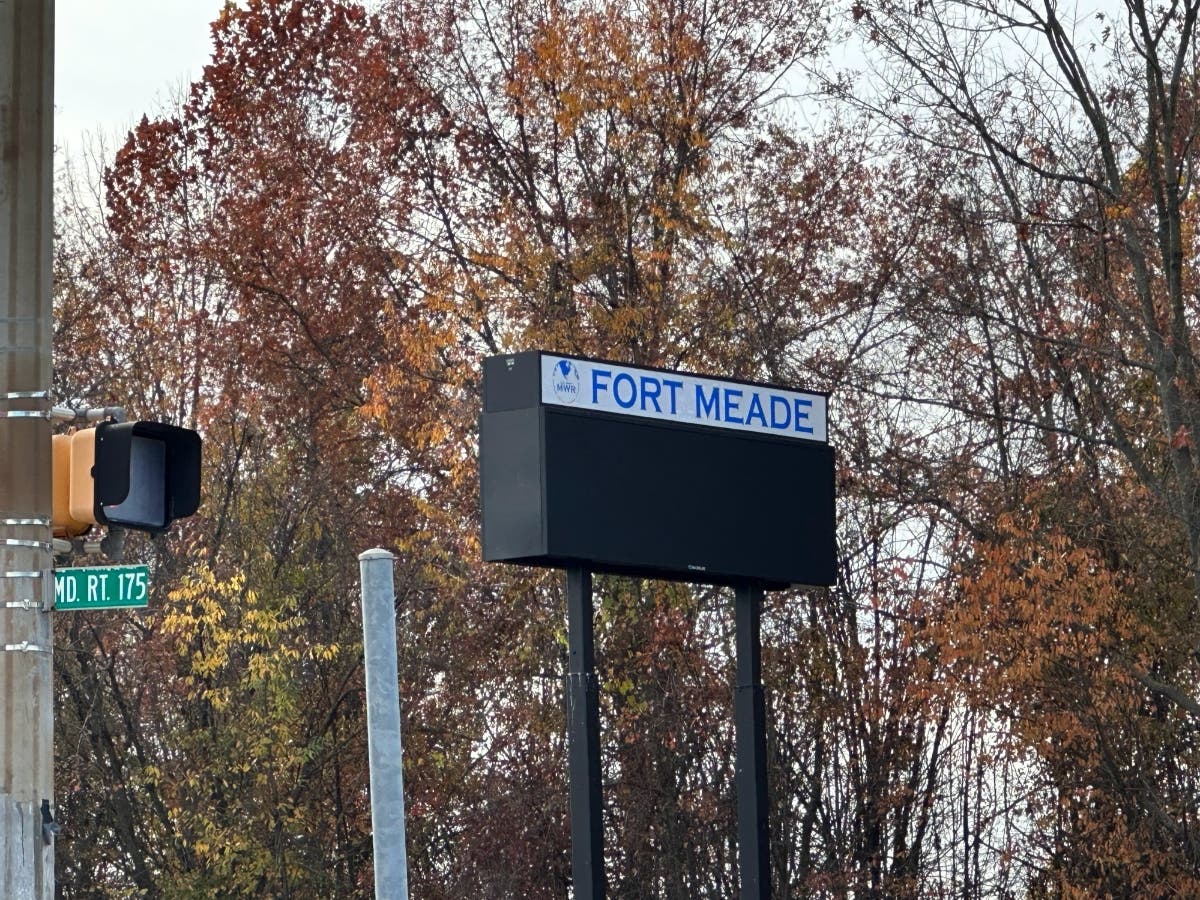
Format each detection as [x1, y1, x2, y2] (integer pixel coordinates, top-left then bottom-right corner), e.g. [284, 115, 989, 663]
[54, 565, 149, 611]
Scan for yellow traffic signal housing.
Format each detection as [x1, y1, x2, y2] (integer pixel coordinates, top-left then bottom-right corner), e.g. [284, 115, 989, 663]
[51, 421, 202, 536]
[68, 428, 98, 527]
[51, 433, 91, 537]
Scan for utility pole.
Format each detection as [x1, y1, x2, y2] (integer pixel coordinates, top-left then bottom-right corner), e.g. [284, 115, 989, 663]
[0, 0, 56, 896]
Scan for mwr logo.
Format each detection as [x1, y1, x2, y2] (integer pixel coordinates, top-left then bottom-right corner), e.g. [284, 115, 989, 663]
[551, 359, 581, 403]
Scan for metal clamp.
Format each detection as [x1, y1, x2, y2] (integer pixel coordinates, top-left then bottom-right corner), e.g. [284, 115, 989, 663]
[2, 538, 51, 552]
[1, 518, 50, 528]
[0, 390, 52, 419]
[5, 599, 39, 610]
[3, 642, 49, 654]
[2, 391, 49, 401]
[1, 569, 50, 610]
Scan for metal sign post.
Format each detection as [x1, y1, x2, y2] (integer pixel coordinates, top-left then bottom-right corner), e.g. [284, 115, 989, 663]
[734, 583, 770, 898]
[358, 549, 410, 900]
[566, 568, 605, 899]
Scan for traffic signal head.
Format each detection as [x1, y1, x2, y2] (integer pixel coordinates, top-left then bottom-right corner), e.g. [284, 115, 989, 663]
[57, 420, 202, 535]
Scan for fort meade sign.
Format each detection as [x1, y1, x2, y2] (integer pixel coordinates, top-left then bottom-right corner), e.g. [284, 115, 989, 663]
[479, 350, 837, 900]
[480, 350, 835, 589]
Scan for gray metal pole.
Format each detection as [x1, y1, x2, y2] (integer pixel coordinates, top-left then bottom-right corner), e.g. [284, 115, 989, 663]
[0, 0, 56, 896]
[359, 549, 409, 900]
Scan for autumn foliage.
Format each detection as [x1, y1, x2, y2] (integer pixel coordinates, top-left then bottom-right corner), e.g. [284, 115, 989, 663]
[49, 0, 1200, 896]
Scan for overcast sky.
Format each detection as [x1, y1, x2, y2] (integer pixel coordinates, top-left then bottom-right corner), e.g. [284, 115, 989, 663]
[55, 0, 224, 160]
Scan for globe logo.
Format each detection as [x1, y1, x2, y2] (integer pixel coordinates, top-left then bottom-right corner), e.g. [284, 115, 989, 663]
[551, 359, 581, 403]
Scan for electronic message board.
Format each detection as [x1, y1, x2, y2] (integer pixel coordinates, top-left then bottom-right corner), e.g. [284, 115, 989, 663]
[479, 351, 835, 589]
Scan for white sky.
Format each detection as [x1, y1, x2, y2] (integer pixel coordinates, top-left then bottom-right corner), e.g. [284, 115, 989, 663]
[55, 0, 225, 160]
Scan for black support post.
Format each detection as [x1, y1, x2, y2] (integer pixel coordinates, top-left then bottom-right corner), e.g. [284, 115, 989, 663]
[567, 567, 606, 899]
[735, 582, 770, 899]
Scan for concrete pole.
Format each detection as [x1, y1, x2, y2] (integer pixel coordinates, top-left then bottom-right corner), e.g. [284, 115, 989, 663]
[359, 549, 409, 900]
[0, 0, 56, 897]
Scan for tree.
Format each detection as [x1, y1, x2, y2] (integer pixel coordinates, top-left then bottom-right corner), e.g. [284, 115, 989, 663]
[54, 0, 985, 895]
[845, 0, 1200, 887]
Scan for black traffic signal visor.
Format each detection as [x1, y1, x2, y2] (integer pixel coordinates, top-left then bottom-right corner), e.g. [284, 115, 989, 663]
[93, 420, 202, 532]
